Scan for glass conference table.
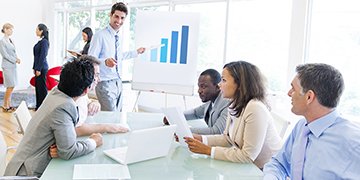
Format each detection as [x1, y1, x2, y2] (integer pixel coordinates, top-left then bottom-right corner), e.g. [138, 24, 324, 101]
[40, 112, 263, 180]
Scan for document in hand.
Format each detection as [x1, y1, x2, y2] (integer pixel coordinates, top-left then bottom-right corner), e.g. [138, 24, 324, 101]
[162, 107, 193, 146]
[72, 164, 130, 180]
[67, 49, 81, 56]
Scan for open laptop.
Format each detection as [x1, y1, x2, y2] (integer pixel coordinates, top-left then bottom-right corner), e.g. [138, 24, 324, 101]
[162, 107, 193, 146]
[103, 125, 177, 165]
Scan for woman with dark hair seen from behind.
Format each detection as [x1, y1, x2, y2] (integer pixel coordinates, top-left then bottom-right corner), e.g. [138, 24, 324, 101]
[33, 23, 49, 110]
[81, 27, 93, 55]
[184, 61, 282, 169]
[68, 27, 93, 57]
[0, 23, 21, 112]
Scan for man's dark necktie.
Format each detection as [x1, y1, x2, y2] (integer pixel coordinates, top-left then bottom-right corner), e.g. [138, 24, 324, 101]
[204, 104, 212, 125]
[115, 34, 120, 77]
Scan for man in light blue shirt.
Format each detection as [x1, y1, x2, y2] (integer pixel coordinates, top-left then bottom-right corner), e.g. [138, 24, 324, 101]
[263, 63, 360, 179]
[88, 2, 145, 111]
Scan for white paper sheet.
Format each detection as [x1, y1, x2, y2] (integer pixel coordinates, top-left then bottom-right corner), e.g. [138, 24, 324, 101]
[162, 107, 193, 146]
[73, 164, 131, 180]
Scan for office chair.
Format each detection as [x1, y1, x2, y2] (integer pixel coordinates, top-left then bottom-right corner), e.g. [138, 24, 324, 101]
[0, 71, 3, 84]
[29, 66, 62, 90]
[0, 132, 7, 176]
[13, 101, 32, 135]
[271, 111, 291, 139]
[0, 132, 38, 179]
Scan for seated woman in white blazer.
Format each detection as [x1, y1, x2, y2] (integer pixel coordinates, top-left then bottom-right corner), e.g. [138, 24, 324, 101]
[184, 61, 282, 169]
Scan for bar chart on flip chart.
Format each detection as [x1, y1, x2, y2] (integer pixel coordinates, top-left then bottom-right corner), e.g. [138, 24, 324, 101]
[133, 11, 200, 96]
[142, 25, 190, 65]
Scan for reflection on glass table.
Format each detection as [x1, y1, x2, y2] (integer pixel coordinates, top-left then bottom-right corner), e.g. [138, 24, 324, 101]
[40, 111, 263, 180]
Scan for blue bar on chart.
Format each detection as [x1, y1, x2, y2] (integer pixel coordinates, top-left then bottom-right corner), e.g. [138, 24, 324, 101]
[170, 31, 178, 64]
[160, 38, 168, 63]
[180, 25, 189, 64]
[150, 49, 157, 62]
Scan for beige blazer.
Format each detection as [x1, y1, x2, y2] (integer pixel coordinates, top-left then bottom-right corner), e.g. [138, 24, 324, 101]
[206, 99, 282, 169]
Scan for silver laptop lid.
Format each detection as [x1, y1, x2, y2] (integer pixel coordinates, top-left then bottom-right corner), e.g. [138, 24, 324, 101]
[104, 125, 177, 164]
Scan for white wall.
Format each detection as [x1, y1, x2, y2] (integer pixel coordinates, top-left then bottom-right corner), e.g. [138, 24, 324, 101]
[0, 0, 49, 89]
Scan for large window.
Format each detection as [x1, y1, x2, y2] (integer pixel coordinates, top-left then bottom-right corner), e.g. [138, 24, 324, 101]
[54, 0, 113, 65]
[307, 0, 360, 118]
[54, 1, 292, 91]
[54, 11, 65, 66]
[67, 11, 91, 50]
[175, 2, 227, 72]
[51, 0, 360, 119]
[226, 0, 292, 92]
[95, 9, 110, 32]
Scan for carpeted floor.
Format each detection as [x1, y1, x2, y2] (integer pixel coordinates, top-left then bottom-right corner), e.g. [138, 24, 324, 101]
[0, 88, 36, 108]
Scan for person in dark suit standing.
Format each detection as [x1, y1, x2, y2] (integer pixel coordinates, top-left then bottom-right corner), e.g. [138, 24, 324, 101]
[33, 23, 49, 110]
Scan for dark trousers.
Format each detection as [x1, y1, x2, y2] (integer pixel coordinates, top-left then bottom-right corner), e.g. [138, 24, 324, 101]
[35, 69, 48, 110]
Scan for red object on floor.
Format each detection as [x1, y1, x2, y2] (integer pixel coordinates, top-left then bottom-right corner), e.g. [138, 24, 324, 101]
[30, 66, 62, 90]
[0, 71, 3, 84]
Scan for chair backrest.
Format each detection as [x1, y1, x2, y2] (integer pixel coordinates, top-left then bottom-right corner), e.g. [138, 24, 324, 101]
[14, 101, 32, 135]
[271, 111, 291, 139]
[0, 132, 7, 176]
[46, 66, 62, 90]
[47, 66, 62, 75]
[0, 71, 3, 84]
[0, 132, 39, 179]
[29, 66, 62, 90]
[0, 176, 39, 179]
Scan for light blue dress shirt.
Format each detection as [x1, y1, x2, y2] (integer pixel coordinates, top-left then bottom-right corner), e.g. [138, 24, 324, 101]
[88, 25, 137, 81]
[263, 110, 360, 180]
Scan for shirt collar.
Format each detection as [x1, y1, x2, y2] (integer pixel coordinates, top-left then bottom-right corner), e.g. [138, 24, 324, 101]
[106, 25, 119, 36]
[4, 37, 12, 44]
[307, 110, 339, 138]
[212, 92, 222, 107]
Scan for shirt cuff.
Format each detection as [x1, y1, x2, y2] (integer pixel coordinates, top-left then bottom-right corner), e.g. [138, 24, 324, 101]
[210, 147, 216, 159]
[75, 121, 84, 127]
[202, 136, 215, 158]
[202, 135, 208, 145]
[85, 138, 97, 150]
[132, 50, 139, 57]
[263, 173, 279, 180]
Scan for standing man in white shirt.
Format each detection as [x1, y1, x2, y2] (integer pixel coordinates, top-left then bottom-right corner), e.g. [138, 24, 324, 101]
[89, 2, 145, 111]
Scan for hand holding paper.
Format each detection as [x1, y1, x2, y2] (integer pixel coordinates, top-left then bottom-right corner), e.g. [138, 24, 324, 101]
[184, 136, 211, 155]
[162, 107, 193, 146]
